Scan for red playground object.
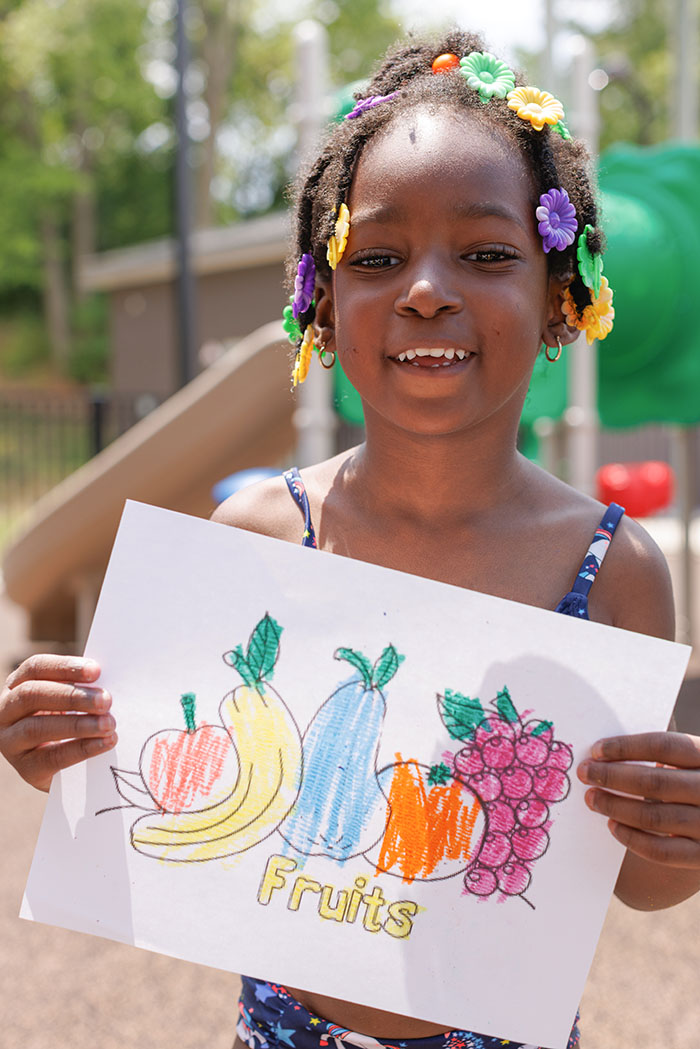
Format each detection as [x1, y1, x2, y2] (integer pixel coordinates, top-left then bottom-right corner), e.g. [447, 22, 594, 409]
[596, 461, 674, 518]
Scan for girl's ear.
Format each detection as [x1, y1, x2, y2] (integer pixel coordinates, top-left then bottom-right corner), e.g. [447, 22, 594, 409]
[542, 277, 579, 350]
[313, 280, 336, 348]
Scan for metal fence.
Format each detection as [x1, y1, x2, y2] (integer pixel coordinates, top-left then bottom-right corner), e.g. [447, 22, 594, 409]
[0, 388, 159, 547]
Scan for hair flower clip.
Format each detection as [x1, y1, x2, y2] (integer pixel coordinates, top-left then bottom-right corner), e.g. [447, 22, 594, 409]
[326, 203, 350, 270]
[506, 86, 565, 131]
[459, 51, 515, 103]
[576, 225, 603, 298]
[283, 300, 302, 345]
[536, 188, 578, 253]
[346, 92, 398, 119]
[292, 325, 316, 387]
[551, 119, 572, 141]
[292, 253, 315, 318]
[562, 277, 614, 344]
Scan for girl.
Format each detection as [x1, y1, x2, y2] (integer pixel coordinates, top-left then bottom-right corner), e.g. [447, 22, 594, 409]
[2, 30, 700, 1049]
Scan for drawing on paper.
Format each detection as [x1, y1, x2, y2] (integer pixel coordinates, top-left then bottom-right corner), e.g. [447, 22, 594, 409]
[279, 644, 402, 861]
[102, 612, 572, 907]
[104, 613, 303, 862]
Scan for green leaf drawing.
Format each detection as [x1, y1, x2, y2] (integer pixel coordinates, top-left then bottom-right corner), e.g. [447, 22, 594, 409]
[246, 613, 282, 682]
[427, 762, 452, 786]
[495, 685, 519, 725]
[372, 644, 405, 690]
[438, 689, 486, 742]
[334, 647, 373, 689]
[532, 719, 553, 737]
[223, 644, 257, 689]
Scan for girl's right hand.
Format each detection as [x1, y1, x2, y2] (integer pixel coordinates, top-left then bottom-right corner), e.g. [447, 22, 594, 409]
[0, 655, 117, 793]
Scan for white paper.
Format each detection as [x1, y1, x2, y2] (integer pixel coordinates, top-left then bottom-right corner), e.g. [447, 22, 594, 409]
[22, 501, 690, 1049]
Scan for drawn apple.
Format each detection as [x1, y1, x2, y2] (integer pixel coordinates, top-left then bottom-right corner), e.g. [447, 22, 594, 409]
[364, 760, 487, 882]
[139, 692, 239, 814]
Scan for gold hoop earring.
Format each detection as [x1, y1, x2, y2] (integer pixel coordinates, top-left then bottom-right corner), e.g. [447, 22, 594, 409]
[319, 347, 336, 369]
[545, 337, 562, 363]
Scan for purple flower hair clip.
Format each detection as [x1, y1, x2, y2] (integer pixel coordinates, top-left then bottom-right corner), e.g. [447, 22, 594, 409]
[292, 253, 315, 319]
[345, 92, 398, 119]
[536, 188, 578, 253]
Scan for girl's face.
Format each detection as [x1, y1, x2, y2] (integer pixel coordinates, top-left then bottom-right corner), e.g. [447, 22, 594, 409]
[316, 106, 570, 441]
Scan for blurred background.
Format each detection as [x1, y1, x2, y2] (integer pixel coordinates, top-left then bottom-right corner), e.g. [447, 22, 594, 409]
[2, 0, 700, 1046]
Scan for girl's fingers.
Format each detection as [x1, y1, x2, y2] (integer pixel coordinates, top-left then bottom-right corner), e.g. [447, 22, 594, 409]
[15, 733, 118, 792]
[578, 758, 700, 805]
[2, 712, 116, 759]
[586, 789, 700, 839]
[0, 680, 111, 726]
[590, 731, 700, 768]
[5, 654, 100, 691]
[607, 819, 700, 868]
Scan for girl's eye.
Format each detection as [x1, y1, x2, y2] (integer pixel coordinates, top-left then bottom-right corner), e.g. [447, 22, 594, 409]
[465, 246, 519, 263]
[351, 253, 401, 269]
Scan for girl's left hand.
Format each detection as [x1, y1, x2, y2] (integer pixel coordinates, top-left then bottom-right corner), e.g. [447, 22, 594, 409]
[577, 732, 700, 867]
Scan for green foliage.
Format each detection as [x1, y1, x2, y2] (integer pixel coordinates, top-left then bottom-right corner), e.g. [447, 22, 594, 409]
[0, 312, 51, 378]
[67, 295, 110, 384]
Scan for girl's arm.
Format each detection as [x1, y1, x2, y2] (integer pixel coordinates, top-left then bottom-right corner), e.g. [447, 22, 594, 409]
[578, 516, 700, 910]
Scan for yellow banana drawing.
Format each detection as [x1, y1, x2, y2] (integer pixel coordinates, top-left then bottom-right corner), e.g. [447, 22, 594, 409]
[131, 683, 302, 862]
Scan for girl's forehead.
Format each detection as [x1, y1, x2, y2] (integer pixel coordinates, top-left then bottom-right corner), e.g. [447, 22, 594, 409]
[349, 107, 533, 211]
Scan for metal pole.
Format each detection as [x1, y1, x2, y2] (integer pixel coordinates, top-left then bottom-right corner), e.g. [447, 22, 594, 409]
[174, 0, 197, 387]
[293, 20, 336, 467]
[672, 0, 698, 644]
[565, 36, 599, 496]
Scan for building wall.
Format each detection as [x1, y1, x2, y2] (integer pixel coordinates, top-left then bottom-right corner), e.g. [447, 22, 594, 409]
[110, 261, 288, 397]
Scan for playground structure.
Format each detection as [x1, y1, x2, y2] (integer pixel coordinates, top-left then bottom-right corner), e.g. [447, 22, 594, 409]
[3, 13, 700, 649]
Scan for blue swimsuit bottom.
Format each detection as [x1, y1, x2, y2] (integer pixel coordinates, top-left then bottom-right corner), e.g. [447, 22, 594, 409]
[235, 471, 626, 1049]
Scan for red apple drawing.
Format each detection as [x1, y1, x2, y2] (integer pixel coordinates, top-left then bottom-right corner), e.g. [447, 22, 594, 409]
[139, 693, 239, 814]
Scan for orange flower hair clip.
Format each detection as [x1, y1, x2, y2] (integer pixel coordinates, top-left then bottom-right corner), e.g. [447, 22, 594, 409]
[562, 277, 615, 344]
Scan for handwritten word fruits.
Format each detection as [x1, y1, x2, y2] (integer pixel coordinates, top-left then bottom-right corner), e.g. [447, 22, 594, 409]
[124, 614, 302, 862]
[138, 693, 239, 814]
[439, 684, 572, 906]
[280, 645, 403, 861]
[365, 759, 485, 882]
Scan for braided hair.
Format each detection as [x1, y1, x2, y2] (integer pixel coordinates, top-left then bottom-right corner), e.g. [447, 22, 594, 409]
[288, 29, 605, 334]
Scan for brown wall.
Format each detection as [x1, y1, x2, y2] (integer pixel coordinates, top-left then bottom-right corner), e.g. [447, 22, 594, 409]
[110, 262, 288, 397]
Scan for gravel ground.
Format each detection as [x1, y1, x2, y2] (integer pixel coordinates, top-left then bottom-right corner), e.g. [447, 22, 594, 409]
[2, 590, 700, 1049]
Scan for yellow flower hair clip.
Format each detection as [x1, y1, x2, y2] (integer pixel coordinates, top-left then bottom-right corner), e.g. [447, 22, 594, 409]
[506, 86, 565, 132]
[562, 277, 615, 345]
[326, 203, 351, 270]
[292, 325, 315, 387]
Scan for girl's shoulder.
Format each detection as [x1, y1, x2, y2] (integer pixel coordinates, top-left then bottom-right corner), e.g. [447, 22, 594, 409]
[538, 468, 675, 641]
[209, 453, 351, 543]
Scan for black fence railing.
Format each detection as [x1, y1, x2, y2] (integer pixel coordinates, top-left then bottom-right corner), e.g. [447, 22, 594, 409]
[0, 388, 160, 546]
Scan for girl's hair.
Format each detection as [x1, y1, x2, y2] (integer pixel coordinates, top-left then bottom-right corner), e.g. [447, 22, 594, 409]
[288, 29, 604, 328]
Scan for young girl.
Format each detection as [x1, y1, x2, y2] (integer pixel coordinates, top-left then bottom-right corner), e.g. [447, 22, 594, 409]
[2, 29, 700, 1049]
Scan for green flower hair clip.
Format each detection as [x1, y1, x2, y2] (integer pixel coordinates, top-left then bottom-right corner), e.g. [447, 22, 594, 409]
[577, 225, 603, 298]
[282, 300, 302, 345]
[551, 119, 572, 141]
[459, 51, 515, 103]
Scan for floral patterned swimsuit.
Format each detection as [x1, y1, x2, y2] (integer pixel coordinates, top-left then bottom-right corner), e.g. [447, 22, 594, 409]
[236, 469, 626, 1049]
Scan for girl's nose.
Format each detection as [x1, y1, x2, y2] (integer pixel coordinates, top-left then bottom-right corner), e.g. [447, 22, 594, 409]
[395, 269, 462, 318]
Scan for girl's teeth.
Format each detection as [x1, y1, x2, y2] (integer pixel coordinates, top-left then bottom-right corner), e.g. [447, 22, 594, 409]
[444, 349, 455, 360]
[429, 349, 443, 358]
[394, 348, 472, 365]
[456, 350, 466, 360]
[405, 349, 416, 360]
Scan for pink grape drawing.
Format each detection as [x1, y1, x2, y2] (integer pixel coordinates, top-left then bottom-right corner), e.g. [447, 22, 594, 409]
[437, 684, 573, 909]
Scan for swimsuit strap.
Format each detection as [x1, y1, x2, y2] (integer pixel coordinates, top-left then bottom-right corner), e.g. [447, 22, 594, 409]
[555, 502, 625, 619]
[283, 467, 318, 548]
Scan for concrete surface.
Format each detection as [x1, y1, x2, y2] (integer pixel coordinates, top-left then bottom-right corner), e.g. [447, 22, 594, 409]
[2, 589, 700, 1049]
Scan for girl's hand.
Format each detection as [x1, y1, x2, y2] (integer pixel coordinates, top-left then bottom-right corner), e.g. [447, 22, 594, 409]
[0, 655, 117, 793]
[578, 732, 700, 867]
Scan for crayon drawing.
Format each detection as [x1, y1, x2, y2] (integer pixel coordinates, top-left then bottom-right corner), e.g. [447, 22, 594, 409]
[106, 613, 303, 862]
[105, 612, 572, 906]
